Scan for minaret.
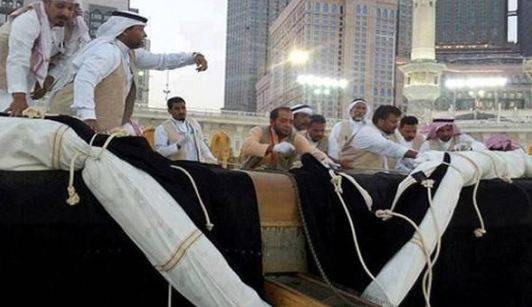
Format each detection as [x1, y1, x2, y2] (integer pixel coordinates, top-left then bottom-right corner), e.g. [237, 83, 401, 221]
[399, 0, 446, 121]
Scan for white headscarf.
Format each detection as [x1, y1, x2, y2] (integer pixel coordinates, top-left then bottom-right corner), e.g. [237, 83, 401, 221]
[291, 104, 314, 115]
[347, 98, 372, 122]
[72, 11, 147, 68]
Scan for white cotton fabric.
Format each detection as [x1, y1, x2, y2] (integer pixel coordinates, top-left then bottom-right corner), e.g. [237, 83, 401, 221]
[0, 117, 268, 307]
[0, 117, 89, 171]
[363, 149, 532, 306]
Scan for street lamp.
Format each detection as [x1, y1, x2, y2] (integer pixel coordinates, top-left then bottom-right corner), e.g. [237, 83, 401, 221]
[297, 74, 349, 114]
[445, 77, 508, 117]
[288, 49, 310, 65]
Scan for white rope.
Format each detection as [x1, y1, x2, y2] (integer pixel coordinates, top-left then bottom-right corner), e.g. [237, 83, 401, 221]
[65, 132, 123, 206]
[327, 170, 390, 303]
[66, 151, 87, 206]
[473, 150, 513, 183]
[171, 165, 214, 231]
[375, 209, 434, 307]
[420, 179, 442, 303]
[452, 153, 487, 238]
[167, 283, 172, 307]
[339, 172, 373, 211]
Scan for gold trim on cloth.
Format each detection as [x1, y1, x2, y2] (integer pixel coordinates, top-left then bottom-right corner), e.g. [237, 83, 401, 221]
[156, 229, 203, 273]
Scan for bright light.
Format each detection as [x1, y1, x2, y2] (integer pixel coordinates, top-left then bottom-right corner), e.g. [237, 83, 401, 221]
[445, 77, 507, 89]
[297, 74, 349, 89]
[288, 49, 310, 65]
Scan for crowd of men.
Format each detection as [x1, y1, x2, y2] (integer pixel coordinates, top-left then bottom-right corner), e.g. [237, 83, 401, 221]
[239, 99, 501, 173]
[0, 0, 521, 174]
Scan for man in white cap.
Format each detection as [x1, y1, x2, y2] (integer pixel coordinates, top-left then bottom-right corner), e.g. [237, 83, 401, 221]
[419, 118, 486, 153]
[70, 10, 208, 132]
[328, 98, 370, 161]
[290, 104, 314, 133]
[0, 0, 87, 116]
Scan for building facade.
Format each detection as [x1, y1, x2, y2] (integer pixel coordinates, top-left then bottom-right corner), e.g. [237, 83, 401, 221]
[518, 0, 532, 57]
[224, 0, 291, 112]
[0, 0, 24, 25]
[257, 0, 398, 118]
[436, 0, 508, 47]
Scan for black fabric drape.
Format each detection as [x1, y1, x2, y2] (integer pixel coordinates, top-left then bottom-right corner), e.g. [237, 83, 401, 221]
[44, 114, 264, 294]
[292, 154, 532, 307]
[0, 171, 176, 307]
[0, 115, 264, 303]
[290, 154, 449, 293]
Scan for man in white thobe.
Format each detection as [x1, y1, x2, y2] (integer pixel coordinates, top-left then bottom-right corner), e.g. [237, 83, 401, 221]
[154, 96, 217, 164]
[340, 105, 417, 172]
[0, 0, 86, 116]
[328, 98, 371, 162]
[419, 118, 487, 153]
[71, 10, 208, 132]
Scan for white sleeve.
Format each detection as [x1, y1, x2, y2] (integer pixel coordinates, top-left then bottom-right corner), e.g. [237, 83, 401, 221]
[72, 44, 121, 120]
[6, 11, 40, 94]
[354, 129, 409, 160]
[419, 141, 431, 153]
[461, 134, 487, 151]
[327, 122, 342, 160]
[154, 124, 179, 158]
[134, 49, 196, 70]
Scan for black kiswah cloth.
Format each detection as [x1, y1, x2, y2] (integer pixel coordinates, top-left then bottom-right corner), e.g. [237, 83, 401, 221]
[291, 153, 532, 307]
[0, 114, 264, 305]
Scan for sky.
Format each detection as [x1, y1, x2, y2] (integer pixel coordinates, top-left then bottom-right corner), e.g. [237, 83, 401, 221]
[130, 0, 519, 111]
[130, 0, 227, 110]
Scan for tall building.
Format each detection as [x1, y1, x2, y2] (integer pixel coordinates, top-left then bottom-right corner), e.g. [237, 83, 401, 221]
[436, 0, 508, 47]
[518, 0, 532, 57]
[398, 0, 532, 120]
[224, 0, 291, 112]
[0, 0, 24, 25]
[257, 0, 398, 119]
[396, 0, 413, 60]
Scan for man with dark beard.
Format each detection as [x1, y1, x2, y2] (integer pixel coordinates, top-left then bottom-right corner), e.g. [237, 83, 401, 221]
[340, 105, 417, 172]
[70, 10, 208, 132]
[241, 107, 335, 170]
[0, 0, 87, 116]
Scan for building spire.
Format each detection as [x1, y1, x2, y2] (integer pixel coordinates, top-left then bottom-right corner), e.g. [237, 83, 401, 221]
[411, 0, 437, 61]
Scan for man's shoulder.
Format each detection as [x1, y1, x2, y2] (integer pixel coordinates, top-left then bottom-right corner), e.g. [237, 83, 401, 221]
[10, 9, 39, 31]
[186, 116, 200, 126]
[160, 118, 173, 126]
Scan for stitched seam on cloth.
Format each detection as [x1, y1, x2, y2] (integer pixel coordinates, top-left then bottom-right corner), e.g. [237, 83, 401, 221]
[156, 229, 202, 272]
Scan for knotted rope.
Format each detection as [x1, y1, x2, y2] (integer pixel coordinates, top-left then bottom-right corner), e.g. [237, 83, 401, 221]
[327, 170, 390, 303]
[64, 132, 125, 206]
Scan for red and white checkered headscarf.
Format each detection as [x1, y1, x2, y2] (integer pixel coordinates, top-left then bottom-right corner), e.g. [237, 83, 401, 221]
[422, 118, 461, 140]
